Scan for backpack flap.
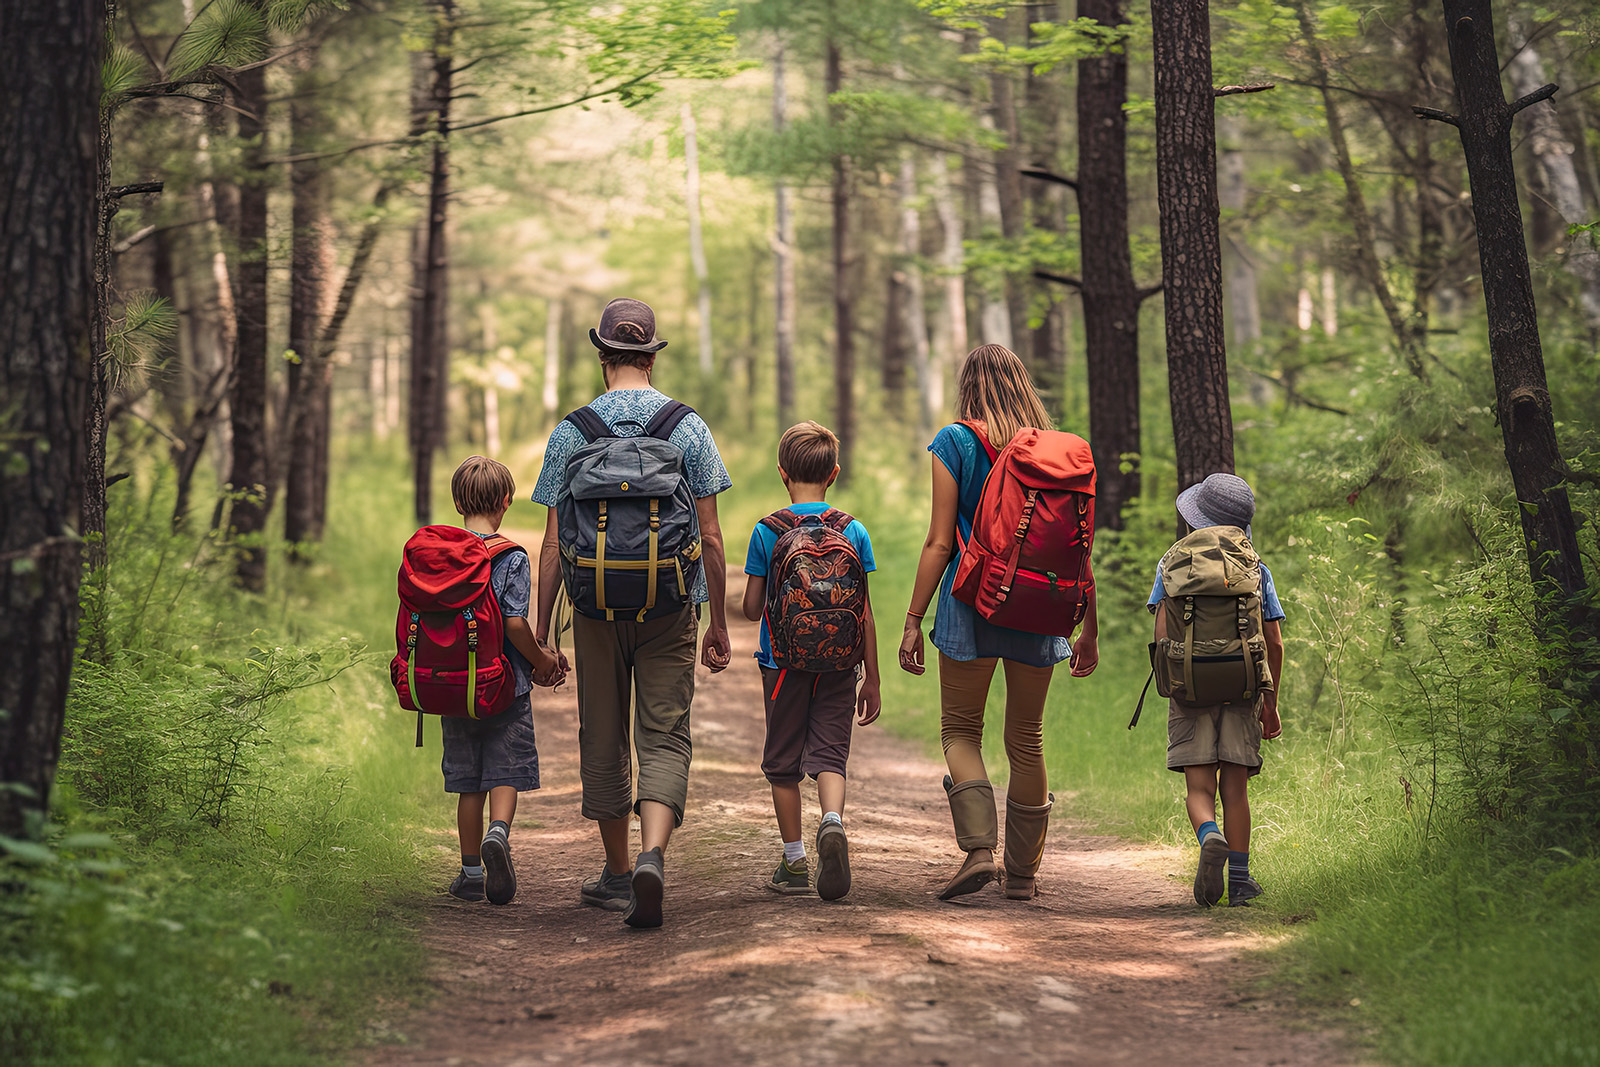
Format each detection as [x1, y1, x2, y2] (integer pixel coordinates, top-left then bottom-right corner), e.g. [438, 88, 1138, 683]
[1155, 528, 1268, 706]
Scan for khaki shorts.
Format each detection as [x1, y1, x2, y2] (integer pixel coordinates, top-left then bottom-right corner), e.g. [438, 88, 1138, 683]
[1166, 698, 1263, 776]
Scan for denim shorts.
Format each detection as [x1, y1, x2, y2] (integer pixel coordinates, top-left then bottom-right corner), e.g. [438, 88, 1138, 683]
[440, 693, 539, 793]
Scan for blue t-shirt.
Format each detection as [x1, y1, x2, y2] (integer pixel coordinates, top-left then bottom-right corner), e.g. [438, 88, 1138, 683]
[531, 388, 732, 604]
[474, 532, 534, 697]
[744, 502, 876, 670]
[927, 424, 1073, 668]
[1146, 557, 1286, 622]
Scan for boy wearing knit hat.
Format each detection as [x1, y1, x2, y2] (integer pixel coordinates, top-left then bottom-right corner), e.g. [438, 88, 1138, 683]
[1147, 473, 1284, 908]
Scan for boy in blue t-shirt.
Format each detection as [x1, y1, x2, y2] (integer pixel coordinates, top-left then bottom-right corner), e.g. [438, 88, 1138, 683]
[1148, 473, 1284, 908]
[741, 421, 881, 901]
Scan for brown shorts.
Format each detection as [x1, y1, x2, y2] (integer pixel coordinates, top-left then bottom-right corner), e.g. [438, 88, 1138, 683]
[1166, 698, 1263, 776]
[760, 666, 859, 784]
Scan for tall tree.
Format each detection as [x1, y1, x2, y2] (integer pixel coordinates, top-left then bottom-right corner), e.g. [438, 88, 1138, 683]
[896, 152, 935, 438]
[930, 151, 965, 412]
[827, 22, 857, 480]
[410, 0, 454, 527]
[229, 46, 271, 590]
[772, 34, 797, 433]
[1025, 2, 1066, 384]
[0, 0, 103, 836]
[1152, 0, 1232, 491]
[986, 14, 1030, 366]
[682, 101, 714, 376]
[1415, 0, 1587, 603]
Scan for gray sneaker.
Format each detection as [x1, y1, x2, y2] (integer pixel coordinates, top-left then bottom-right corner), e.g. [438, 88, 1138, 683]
[448, 870, 485, 902]
[624, 847, 665, 929]
[481, 828, 516, 906]
[816, 821, 851, 901]
[1194, 831, 1229, 908]
[580, 865, 632, 911]
[1228, 875, 1264, 907]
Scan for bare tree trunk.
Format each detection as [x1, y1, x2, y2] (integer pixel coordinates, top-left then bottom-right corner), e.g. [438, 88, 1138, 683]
[773, 36, 797, 433]
[411, 1, 454, 527]
[1076, 0, 1146, 528]
[1320, 265, 1338, 336]
[1026, 2, 1066, 387]
[85, 63, 116, 579]
[930, 153, 964, 418]
[827, 31, 857, 482]
[0, 0, 102, 837]
[987, 15, 1030, 367]
[682, 102, 714, 376]
[1218, 114, 1261, 353]
[1153, 0, 1233, 492]
[973, 126, 1013, 350]
[897, 154, 935, 439]
[229, 59, 271, 590]
[1506, 15, 1600, 328]
[1424, 0, 1586, 604]
[543, 298, 561, 429]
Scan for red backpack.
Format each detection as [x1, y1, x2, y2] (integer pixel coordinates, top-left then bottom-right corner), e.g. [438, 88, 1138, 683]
[391, 526, 523, 746]
[951, 421, 1096, 637]
[761, 508, 868, 672]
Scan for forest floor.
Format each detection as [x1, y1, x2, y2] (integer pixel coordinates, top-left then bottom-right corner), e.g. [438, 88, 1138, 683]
[367, 568, 1356, 1066]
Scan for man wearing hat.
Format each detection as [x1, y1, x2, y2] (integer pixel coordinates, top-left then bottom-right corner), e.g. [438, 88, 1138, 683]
[1146, 473, 1286, 908]
[531, 297, 733, 929]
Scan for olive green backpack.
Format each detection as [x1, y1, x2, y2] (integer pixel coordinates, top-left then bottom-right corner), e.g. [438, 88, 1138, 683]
[1129, 526, 1273, 728]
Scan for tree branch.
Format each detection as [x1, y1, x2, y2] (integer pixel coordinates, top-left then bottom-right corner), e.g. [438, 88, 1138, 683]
[1020, 165, 1078, 191]
[1250, 369, 1351, 415]
[1412, 105, 1460, 127]
[447, 69, 666, 134]
[1033, 270, 1082, 289]
[110, 181, 164, 200]
[1510, 82, 1559, 115]
[1137, 282, 1164, 303]
[1214, 82, 1276, 97]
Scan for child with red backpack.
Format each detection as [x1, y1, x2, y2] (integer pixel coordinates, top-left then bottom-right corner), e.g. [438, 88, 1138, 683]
[392, 456, 564, 906]
[740, 422, 881, 901]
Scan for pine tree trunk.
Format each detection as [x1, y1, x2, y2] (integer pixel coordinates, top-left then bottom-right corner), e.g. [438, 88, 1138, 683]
[411, 1, 454, 527]
[1153, 0, 1233, 493]
[682, 102, 714, 376]
[229, 60, 271, 590]
[1429, 0, 1586, 602]
[1026, 3, 1066, 387]
[773, 37, 797, 434]
[0, 0, 102, 837]
[85, 67, 115, 578]
[285, 42, 333, 551]
[931, 153, 964, 418]
[1218, 114, 1261, 353]
[973, 133, 1013, 350]
[987, 15, 1030, 367]
[827, 33, 856, 482]
[897, 154, 936, 440]
[1077, 0, 1144, 528]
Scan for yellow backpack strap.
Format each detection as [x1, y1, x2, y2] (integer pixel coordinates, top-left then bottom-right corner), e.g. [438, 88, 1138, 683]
[640, 498, 660, 622]
[595, 500, 608, 612]
[406, 612, 424, 747]
[465, 611, 480, 719]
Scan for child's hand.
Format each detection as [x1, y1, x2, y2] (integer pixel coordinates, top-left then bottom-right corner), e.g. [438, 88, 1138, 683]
[1259, 692, 1282, 740]
[898, 620, 925, 676]
[1069, 633, 1099, 677]
[857, 674, 882, 726]
[532, 641, 567, 688]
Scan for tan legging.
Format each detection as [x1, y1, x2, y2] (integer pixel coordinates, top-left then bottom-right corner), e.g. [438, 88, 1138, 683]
[938, 653, 1054, 807]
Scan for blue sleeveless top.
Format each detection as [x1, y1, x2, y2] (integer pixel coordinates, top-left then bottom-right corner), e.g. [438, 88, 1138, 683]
[927, 424, 1072, 667]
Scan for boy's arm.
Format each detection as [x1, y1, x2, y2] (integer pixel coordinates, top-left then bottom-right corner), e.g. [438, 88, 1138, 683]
[1260, 618, 1283, 738]
[741, 574, 766, 623]
[857, 585, 881, 725]
[505, 616, 559, 681]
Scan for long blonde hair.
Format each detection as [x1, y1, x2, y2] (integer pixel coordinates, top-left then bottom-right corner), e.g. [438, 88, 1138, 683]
[956, 344, 1054, 450]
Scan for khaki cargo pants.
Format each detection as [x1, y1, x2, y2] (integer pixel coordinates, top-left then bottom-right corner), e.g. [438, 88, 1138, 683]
[572, 604, 698, 825]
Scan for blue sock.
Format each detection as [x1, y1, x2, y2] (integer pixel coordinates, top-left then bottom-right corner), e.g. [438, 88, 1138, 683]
[1196, 820, 1221, 845]
[1228, 851, 1250, 884]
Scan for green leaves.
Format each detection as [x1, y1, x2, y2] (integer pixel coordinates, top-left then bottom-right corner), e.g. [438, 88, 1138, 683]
[102, 43, 148, 107]
[169, 0, 270, 81]
[106, 293, 177, 395]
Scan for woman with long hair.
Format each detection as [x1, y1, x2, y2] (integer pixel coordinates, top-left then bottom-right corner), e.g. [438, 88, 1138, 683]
[899, 344, 1099, 900]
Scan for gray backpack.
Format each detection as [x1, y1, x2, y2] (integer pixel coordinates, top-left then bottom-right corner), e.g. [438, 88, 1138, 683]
[556, 401, 702, 622]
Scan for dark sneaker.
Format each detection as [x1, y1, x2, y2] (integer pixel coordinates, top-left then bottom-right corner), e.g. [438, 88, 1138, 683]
[580, 866, 632, 911]
[448, 870, 485, 902]
[481, 828, 516, 906]
[768, 856, 813, 895]
[1228, 875, 1264, 907]
[1194, 831, 1229, 908]
[816, 821, 851, 901]
[624, 847, 665, 929]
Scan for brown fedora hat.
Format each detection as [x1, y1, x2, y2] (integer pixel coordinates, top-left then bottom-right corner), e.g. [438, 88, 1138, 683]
[589, 297, 668, 354]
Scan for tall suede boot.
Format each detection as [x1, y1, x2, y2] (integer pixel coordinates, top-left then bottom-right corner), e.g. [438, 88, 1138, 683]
[939, 775, 998, 900]
[1001, 793, 1054, 899]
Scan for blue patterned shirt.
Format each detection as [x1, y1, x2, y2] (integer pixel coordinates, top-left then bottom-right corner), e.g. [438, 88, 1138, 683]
[473, 532, 533, 697]
[532, 388, 731, 604]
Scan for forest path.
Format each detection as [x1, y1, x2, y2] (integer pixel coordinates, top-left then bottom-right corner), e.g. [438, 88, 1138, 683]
[368, 566, 1352, 1066]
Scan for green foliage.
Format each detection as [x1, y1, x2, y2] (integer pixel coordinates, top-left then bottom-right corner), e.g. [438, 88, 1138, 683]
[169, 0, 270, 80]
[105, 292, 177, 395]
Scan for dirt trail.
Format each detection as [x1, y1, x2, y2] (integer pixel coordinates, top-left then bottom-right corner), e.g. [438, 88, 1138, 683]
[370, 568, 1351, 1066]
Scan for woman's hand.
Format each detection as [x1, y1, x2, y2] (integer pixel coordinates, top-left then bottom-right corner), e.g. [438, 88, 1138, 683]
[898, 617, 926, 676]
[1068, 632, 1099, 677]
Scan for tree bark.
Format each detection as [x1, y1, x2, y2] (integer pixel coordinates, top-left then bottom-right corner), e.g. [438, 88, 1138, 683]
[0, 0, 102, 836]
[897, 153, 935, 439]
[987, 15, 1030, 367]
[930, 152, 964, 418]
[1426, 0, 1586, 603]
[85, 43, 116, 579]
[682, 102, 714, 376]
[827, 31, 856, 481]
[1152, 0, 1232, 493]
[1506, 15, 1600, 329]
[229, 58, 271, 590]
[773, 36, 797, 434]
[285, 41, 334, 551]
[1026, 2, 1066, 386]
[410, 1, 454, 527]
[1076, 0, 1144, 528]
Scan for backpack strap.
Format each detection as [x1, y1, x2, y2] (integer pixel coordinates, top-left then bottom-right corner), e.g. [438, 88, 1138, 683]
[957, 419, 1000, 464]
[644, 399, 695, 442]
[1129, 664, 1156, 730]
[759, 507, 800, 536]
[482, 533, 524, 561]
[819, 508, 855, 532]
[564, 405, 613, 444]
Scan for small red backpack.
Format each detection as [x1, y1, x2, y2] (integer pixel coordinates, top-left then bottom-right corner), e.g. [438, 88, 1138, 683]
[951, 421, 1096, 637]
[391, 526, 523, 746]
[761, 508, 868, 672]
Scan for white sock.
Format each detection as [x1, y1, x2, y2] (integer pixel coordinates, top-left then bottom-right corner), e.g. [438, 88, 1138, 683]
[783, 840, 806, 864]
[821, 811, 843, 827]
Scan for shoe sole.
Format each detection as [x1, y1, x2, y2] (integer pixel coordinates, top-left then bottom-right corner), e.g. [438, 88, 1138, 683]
[482, 834, 516, 906]
[449, 886, 485, 902]
[767, 879, 814, 896]
[1195, 835, 1229, 907]
[580, 890, 632, 911]
[816, 825, 851, 901]
[624, 863, 664, 929]
[938, 862, 995, 901]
